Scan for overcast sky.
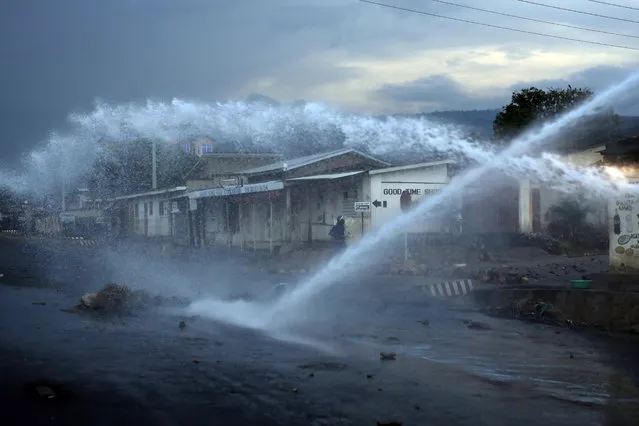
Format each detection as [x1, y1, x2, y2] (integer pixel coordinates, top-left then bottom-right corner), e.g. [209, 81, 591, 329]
[1, 0, 638, 163]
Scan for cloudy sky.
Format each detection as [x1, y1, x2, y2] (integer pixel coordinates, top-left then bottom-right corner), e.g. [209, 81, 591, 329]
[1, 0, 638, 162]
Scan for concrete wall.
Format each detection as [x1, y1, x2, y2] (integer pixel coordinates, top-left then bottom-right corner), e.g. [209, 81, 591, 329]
[473, 287, 639, 332]
[369, 163, 454, 233]
[609, 180, 639, 270]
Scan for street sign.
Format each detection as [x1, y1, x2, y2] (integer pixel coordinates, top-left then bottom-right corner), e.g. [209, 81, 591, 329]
[354, 202, 371, 212]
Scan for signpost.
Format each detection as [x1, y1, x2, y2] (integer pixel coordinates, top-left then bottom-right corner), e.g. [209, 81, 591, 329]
[354, 202, 371, 236]
[400, 190, 412, 263]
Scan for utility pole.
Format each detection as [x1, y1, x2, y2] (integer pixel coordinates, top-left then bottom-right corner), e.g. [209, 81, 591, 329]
[151, 139, 158, 190]
[61, 178, 66, 212]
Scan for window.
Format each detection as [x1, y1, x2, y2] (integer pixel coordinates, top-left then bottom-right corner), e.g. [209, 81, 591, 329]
[159, 201, 166, 216]
[148, 201, 154, 216]
[201, 143, 213, 153]
[183, 143, 191, 152]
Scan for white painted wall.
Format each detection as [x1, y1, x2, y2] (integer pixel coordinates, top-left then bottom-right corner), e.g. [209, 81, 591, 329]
[368, 164, 454, 233]
[610, 180, 639, 270]
[131, 197, 172, 237]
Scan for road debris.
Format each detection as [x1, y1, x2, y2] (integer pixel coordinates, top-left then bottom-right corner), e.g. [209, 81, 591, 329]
[192, 359, 200, 364]
[379, 352, 397, 361]
[417, 319, 430, 326]
[376, 421, 403, 426]
[31, 301, 46, 306]
[178, 320, 186, 330]
[34, 385, 56, 399]
[69, 283, 148, 315]
[467, 321, 492, 330]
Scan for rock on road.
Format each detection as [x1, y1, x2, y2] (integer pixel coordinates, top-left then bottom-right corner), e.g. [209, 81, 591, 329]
[0, 236, 638, 426]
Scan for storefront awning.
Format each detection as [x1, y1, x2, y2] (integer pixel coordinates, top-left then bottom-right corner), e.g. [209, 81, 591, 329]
[187, 180, 284, 200]
[287, 170, 364, 181]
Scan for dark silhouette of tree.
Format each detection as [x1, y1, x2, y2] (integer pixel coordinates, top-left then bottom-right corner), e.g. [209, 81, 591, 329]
[88, 139, 201, 198]
[493, 86, 621, 151]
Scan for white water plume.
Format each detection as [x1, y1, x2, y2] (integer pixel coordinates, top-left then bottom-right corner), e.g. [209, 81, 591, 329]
[187, 71, 639, 334]
[0, 65, 636, 344]
[1, 99, 497, 198]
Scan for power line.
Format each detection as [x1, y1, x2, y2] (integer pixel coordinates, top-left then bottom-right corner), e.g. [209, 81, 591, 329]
[358, 0, 639, 51]
[516, 0, 639, 24]
[426, 0, 639, 40]
[586, 0, 639, 12]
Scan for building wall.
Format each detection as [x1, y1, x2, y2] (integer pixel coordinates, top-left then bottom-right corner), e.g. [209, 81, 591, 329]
[369, 164, 454, 233]
[131, 196, 173, 237]
[519, 146, 606, 233]
[195, 175, 370, 250]
[200, 192, 287, 250]
[195, 154, 282, 179]
[463, 172, 520, 234]
[610, 179, 639, 271]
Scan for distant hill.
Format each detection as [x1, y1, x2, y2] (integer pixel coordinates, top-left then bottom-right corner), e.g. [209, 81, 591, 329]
[422, 109, 499, 139]
[414, 109, 639, 141]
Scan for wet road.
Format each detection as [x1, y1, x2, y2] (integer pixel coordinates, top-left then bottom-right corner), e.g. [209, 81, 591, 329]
[1, 236, 638, 425]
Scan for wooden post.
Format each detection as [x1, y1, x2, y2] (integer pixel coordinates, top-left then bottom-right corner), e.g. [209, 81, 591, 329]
[285, 187, 291, 243]
[239, 198, 244, 252]
[225, 201, 230, 247]
[269, 198, 274, 255]
[307, 189, 312, 244]
[252, 203, 256, 251]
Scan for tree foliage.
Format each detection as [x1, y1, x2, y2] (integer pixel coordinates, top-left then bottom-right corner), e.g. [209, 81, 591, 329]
[88, 140, 201, 198]
[493, 86, 621, 150]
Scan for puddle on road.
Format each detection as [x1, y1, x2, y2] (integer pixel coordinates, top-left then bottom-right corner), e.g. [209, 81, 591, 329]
[343, 329, 627, 409]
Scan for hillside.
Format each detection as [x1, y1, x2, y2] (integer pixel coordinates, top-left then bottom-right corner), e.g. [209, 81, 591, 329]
[419, 110, 639, 142]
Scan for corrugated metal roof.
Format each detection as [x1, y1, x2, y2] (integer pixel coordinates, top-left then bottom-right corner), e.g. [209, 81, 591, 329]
[108, 186, 187, 201]
[241, 148, 389, 175]
[368, 159, 455, 175]
[287, 170, 365, 181]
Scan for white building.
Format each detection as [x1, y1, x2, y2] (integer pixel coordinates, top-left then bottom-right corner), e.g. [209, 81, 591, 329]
[366, 160, 460, 233]
[109, 186, 187, 238]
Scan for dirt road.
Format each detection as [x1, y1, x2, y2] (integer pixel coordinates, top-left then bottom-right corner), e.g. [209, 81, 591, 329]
[0, 236, 637, 425]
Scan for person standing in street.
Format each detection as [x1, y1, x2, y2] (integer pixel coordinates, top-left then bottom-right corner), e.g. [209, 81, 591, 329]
[329, 215, 346, 254]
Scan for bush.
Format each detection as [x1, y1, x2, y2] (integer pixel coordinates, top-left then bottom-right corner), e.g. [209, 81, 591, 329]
[546, 198, 607, 252]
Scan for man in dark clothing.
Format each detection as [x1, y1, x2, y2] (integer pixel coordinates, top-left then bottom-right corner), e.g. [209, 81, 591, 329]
[329, 215, 346, 254]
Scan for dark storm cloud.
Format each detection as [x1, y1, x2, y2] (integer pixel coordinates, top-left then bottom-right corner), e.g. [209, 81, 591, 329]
[0, 0, 636, 165]
[374, 74, 504, 111]
[0, 0, 355, 164]
[373, 64, 639, 113]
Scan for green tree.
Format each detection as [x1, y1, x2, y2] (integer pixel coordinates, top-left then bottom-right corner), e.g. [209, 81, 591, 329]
[88, 139, 201, 198]
[493, 86, 620, 150]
